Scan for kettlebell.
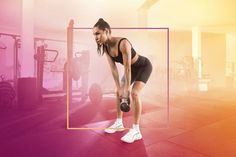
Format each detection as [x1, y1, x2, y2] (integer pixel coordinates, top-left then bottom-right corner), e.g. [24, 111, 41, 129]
[120, 97, 130, 112]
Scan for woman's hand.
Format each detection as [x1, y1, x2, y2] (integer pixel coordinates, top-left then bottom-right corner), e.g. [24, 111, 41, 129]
[116, 87, 124, 99]
[123, 89, 130, 99]
[117, 87, 130, 98]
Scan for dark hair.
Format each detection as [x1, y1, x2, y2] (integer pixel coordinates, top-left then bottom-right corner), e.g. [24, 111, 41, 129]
[94, 18, 111, 55]
[94, 18, 111, 33]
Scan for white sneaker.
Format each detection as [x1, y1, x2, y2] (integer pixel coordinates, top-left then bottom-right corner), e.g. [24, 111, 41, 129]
[121, 128, 142, 143]
[104, 121, 125, 134]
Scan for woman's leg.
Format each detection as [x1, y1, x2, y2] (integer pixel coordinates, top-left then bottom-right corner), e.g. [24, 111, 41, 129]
[116, 81, 125, 118]
[121, 81, 145, 143]
[131, 81, 145, 124]
[104, 82, 125, 134]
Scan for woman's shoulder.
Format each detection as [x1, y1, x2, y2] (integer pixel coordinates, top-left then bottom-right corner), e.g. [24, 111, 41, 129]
[116, 37, 130, 44]
[117, 38, 133, 54]
[115, 37, 126, 41]
[113, 37, 128, 47]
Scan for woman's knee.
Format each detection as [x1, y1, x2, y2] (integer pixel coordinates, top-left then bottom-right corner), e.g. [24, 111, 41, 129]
[131, 90, 139, 99]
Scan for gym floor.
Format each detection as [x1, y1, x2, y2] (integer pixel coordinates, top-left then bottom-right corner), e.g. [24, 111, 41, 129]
[0, 89, 236, 157]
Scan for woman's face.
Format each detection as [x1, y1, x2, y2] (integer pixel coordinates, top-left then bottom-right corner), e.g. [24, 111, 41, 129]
[93, 27, 108, 45]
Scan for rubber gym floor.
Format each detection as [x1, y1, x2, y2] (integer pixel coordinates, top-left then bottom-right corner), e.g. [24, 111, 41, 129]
[0, 89, 236, 157]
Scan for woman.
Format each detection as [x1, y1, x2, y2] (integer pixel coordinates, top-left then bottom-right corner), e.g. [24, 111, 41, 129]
[93, 18, 152, 143]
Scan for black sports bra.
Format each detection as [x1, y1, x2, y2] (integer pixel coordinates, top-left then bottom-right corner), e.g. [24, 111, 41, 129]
[106, 38, 136, 64]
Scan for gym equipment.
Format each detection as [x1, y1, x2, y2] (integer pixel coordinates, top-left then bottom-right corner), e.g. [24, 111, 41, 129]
[0, 32, 21, 100]
[35, 45, 59, 96]
[0, 75, 16, 109]
[88, 83, 103, 104]
[35, 45, 67, 102]
[120, 97, 130, 112]
[64, 51, 90, 82]
[35, 45, 103, 104]
[67, 20, 106, 107]
[72, 52, 102, 104]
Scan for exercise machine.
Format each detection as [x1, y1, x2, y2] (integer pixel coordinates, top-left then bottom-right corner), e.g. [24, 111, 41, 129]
[35, 45, 102, 104]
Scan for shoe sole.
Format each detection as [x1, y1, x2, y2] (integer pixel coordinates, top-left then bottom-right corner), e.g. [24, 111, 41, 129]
[104, 128, 125, 134]
[121, 134, 142, 143]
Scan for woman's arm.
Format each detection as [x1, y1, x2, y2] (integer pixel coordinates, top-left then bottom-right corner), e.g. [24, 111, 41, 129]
[105, 53, 120, 89]
[120, 40, 132, 97]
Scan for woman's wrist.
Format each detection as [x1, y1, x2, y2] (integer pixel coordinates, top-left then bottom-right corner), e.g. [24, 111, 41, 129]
[123, 89, 130, 98]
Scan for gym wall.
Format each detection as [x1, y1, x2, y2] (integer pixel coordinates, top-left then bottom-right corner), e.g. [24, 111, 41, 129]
[201, 33, 226, 88]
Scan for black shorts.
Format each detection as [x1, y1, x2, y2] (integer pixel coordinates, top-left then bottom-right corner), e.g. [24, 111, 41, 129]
[122, 55, 152, 84]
